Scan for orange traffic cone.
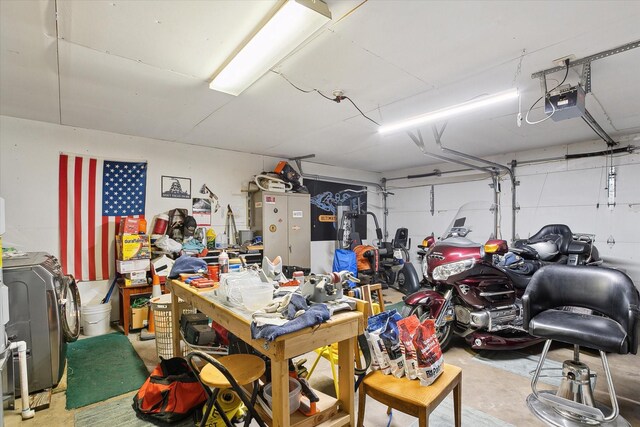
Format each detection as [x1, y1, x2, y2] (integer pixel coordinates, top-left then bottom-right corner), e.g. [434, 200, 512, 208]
[147, 305, 155, 333]
[140, 275, 159, 340]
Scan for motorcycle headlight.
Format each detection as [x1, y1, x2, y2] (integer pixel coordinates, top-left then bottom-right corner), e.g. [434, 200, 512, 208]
[432, 259, 475, 281]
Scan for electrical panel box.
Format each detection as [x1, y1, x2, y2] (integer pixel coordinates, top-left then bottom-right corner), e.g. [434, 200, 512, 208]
[250, 191, 311, 269]
[546, 85, 586, 121]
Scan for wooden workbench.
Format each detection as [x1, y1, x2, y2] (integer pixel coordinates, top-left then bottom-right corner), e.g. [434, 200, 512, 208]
[166, 279, 363, 427]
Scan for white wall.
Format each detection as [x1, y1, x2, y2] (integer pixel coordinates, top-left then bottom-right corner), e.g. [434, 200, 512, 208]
[0, 115, 381, 317]
[384, 136, 640, 283]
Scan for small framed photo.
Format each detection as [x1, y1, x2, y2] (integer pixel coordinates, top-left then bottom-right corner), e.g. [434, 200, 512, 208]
[161, 176, 191, 199]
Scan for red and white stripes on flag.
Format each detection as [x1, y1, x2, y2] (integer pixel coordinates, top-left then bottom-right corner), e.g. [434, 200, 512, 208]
[58, 154, 147, 281]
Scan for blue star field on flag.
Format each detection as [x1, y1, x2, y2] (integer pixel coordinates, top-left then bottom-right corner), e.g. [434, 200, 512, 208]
[102, 161, 147, 216]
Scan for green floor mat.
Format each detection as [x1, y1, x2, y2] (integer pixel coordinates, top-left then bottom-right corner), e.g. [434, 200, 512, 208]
[66, 332, 149, 409]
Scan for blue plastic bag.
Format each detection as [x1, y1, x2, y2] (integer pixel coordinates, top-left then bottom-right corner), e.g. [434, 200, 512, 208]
[332, 249, 357, 288]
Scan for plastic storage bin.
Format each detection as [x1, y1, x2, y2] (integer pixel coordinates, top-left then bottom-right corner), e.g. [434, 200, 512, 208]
[239, 284, 274, 311]
[263, 377, 302, 414]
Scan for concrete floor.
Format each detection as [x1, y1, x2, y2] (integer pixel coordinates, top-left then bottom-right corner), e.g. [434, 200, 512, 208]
[4, 288, 640, 426]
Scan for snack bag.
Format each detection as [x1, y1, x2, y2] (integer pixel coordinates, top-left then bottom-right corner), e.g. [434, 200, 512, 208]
[397, 315, 420, 380]
[380, 313, 406, 378]
[365, 310, 398, 374]
[412, 318, 444, 386]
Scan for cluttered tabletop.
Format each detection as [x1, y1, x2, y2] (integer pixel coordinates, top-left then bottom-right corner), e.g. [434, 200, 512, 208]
[165, 267, 366, 427]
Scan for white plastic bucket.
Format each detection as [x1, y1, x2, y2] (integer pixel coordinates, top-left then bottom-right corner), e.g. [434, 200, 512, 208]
[81, 303, 111, 336]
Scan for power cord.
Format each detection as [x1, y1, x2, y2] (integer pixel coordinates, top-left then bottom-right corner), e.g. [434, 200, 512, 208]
[525, 58, 570, 125]
[271, 70, 380, 126]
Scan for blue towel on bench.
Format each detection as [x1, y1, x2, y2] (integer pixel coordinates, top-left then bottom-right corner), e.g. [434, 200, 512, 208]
[251, 299, 330, 342]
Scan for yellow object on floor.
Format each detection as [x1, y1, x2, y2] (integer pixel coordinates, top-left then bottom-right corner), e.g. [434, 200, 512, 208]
[307, 344, 340, 396]
[201, 389, 246, 427]
[306, 285, 384, 396]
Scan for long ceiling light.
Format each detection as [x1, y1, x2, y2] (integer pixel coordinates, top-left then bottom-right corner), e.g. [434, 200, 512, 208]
[378, 89, 519, 134]
[209, 0, 331, 96]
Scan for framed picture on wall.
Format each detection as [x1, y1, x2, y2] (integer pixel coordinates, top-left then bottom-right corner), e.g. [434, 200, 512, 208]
[161, 176, 191, 199]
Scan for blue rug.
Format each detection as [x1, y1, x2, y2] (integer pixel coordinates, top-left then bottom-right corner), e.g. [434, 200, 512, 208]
[75, 394, 194, 426]
[385, 301, 405, 313]
[473, 350, 563, 387]
[407, 396, 514, 426]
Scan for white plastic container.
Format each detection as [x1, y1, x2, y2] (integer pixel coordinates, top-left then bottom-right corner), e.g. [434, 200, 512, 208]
[240, 285, 274, 311]
[81, 303, 111, 336]
[219, 250, 229, 274]
[216, 232, 228, 249]
[264, 378, 301, 414]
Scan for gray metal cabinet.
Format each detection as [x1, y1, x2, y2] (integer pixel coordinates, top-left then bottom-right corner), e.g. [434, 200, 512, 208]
[250, 191, 310, 268]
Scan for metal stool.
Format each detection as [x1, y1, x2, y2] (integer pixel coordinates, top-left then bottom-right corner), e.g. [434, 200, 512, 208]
[187, 351, 267, 427]
[523, 265, 639, 427]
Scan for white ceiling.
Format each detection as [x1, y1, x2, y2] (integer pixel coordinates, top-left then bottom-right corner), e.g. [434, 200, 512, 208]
[1, 0, 639, 172]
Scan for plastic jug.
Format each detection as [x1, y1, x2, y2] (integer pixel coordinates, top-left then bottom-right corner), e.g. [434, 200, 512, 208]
[219, 250, 229, 274]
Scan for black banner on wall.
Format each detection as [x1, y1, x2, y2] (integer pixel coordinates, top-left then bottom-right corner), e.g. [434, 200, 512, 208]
[306, 179, 367, 242]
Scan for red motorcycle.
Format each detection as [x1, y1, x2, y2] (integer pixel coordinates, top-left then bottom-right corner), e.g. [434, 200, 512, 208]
[400, 202, 601, 351]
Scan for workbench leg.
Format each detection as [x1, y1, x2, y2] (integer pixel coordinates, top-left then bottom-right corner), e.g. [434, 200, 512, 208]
[170, 291, 181, 358]
[271, 357, 290, 427]
[338, 336, 356, 426]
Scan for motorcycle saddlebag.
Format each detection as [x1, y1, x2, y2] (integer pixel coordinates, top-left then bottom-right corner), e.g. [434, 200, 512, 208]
[132, 357, 207, 423]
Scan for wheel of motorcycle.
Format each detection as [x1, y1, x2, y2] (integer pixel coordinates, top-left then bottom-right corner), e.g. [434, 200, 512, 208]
[408, 305, 453, 351]
[61, 275, 81, 342]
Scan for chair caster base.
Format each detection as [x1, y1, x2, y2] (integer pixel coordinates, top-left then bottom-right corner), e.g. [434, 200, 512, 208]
[527, 393, 630, 427]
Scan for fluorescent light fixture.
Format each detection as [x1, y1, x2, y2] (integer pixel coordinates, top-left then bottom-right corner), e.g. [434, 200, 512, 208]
[209, 0, 331, 96]
[378, 89, 519, 134]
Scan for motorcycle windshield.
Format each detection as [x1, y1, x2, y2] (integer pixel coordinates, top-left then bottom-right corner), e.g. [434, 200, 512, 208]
[441, 201, 498, 245]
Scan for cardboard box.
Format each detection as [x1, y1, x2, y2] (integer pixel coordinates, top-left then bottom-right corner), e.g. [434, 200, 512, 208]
[124, 270, 148, 287]
[116, 259, 151, 274]
[131, 306, 149, 329]
[119, 217, 140, 235]
[116, 234, 151, 260]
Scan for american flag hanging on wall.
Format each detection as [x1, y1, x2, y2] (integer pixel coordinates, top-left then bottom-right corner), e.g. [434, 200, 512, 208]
[58, 153, 147, 281]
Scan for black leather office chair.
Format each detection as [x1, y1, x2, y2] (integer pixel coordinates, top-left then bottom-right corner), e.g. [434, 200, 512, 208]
[523, 265, 639, 426]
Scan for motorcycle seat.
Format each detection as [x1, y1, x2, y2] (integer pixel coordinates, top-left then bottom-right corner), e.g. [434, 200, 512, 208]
[515, 224, 574, 254]
[567, 240, 590, 255]
[500, 260, 542, 290]
[502, 269, 533, 290]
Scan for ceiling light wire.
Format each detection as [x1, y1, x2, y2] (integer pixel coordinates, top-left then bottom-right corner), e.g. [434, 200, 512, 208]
[272, 70, 380, 125]
[342, 96, 380, 126]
